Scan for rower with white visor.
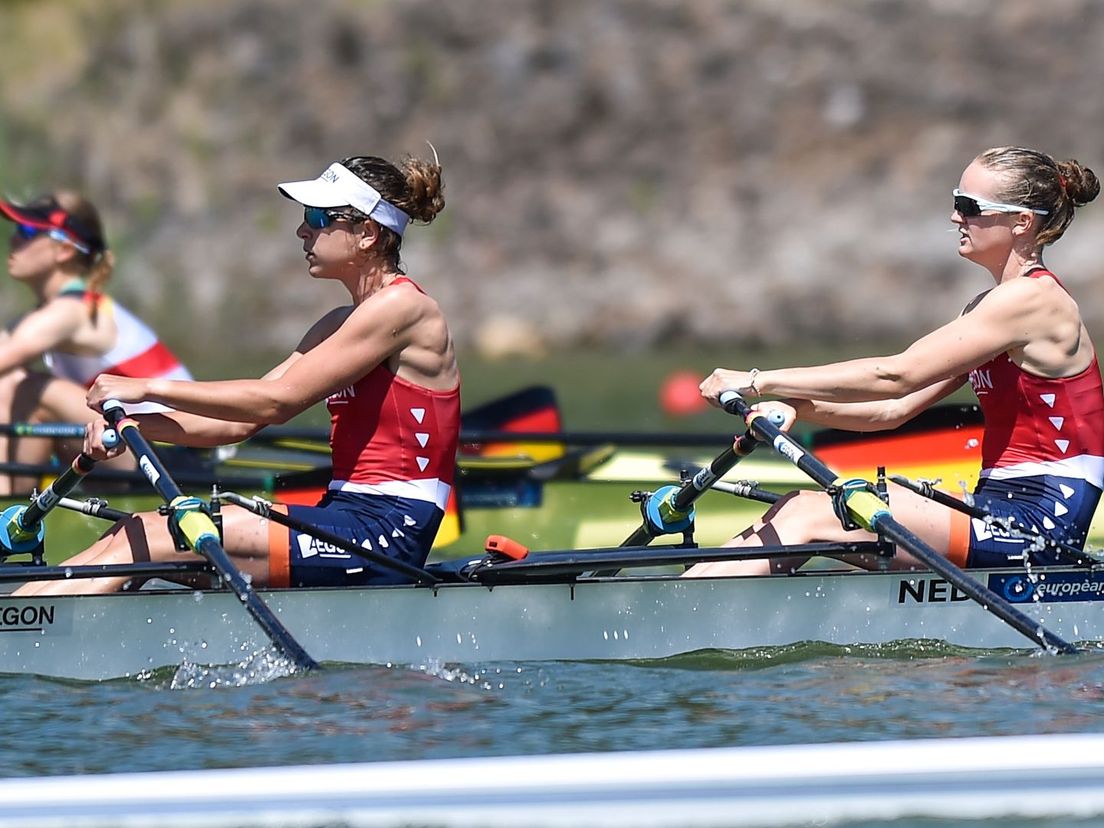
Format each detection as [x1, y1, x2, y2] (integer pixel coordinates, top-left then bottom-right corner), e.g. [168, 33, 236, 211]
[15, 151, 459, 596]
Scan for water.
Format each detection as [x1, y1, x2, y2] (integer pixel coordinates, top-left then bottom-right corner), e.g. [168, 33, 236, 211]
[4, 642, 1104, 779]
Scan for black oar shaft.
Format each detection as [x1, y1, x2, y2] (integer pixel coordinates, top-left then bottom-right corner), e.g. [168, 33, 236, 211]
[19, 453, 98, 529]
[0, 422, 87, 439]
[874, 518, 1076, 653]
[0, 459, 278, 492]
[621, 441, 745, 547]
[102, 402, 319, 671]
[721, 392, 1078, 655]
[621, 418, 780, 548]
[1, 450, 110, 556]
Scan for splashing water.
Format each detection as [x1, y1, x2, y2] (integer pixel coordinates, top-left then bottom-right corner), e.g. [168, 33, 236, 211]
[416, 657, 515, 690]
[164, 646, 298, 690]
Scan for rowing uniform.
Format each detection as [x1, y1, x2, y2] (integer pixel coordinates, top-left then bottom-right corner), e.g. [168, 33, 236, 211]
[43, 283, 193, 414]
[951, 269, 1104, 567]
[271, 278, 461, 587]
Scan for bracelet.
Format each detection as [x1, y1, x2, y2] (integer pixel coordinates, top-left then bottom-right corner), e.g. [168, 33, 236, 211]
[747, 368, 762, 398]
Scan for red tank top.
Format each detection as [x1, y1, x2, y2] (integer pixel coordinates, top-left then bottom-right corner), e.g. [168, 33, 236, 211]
[326, 278, 460, 509]
[968, 270, 1104, 487]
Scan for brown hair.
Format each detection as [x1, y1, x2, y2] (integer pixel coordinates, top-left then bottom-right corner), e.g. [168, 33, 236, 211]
[978, 147, 1100, 247]
[338, 152, 445, 271]
[40, 191, 114, 300]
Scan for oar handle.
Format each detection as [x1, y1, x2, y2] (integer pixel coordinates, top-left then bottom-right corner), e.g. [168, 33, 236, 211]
[720, 391, 845, 497]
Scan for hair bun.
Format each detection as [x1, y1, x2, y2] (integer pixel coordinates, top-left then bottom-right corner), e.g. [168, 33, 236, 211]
[399, 154, 445, 224]
[1057, 160, 1100, 207]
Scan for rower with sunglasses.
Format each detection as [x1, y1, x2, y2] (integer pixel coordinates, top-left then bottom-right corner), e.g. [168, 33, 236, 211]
[16, 152, 459, 597]
[0, 192, 192, 495]
[687, 146, 1102, 577]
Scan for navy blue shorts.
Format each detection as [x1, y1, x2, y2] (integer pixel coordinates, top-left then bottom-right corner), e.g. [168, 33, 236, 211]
[960, 475, 1100, 568]
[269, 490, 442, 587]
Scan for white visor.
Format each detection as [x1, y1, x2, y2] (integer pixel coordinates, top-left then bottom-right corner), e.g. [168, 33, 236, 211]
[277, 162, 411, 236]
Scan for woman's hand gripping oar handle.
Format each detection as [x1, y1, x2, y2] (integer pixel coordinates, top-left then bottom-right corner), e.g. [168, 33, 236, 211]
[0, 426, 119, 560]
[720, 391, 1078, 654]
[101, 400, 320, 672]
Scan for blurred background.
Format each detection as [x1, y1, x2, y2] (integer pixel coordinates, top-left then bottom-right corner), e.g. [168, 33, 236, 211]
[2, 0, 1102, 430]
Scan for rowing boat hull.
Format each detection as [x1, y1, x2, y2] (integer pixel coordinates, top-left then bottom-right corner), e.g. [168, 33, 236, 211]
[2, 566, 1101, 680]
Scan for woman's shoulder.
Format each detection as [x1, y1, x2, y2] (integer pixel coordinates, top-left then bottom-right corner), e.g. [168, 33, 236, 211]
[970, 270, 1076, 326]
[367, 276, 442, 317]
[988, 272, 1059, 302]
[34, 292, 91, 326]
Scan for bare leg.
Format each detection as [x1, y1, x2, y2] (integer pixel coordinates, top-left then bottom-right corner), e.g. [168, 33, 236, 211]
[13, 505, 275, 596]
[0, 369, 54, 495]
[683, 482, 955, 577]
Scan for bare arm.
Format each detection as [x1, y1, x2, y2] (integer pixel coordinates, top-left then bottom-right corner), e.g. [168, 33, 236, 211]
[122, 353, 305, 446]
[786, 375, 967, 431]
[103, 308, 349, 447]
[0, 301, 87, 374]
[88, 290, 429, 428]
[702, 278, 1052, 404]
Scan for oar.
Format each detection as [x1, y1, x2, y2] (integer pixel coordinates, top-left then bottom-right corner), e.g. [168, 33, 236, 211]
[721, 392, 1078, 654]
[0, 418, 751, 450]
[218, 491, 439, 586]
[101, 400, 319, 671]
[0, 422, 87, 439]
[0, 459, 283, 493]
[0, 428, 119, 559]
[586, 410, 785, 577]
[0, 399, 985, 450]
[889, 474, 1102, 568]
[620, 410, 786, 547]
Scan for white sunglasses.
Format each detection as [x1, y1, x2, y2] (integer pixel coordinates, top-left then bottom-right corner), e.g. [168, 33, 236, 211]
[953, 189, 1049, 217]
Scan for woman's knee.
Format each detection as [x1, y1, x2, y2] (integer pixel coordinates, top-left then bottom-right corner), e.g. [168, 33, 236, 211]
[0, 367, 31, 412]
[762, 489, 841, 544]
